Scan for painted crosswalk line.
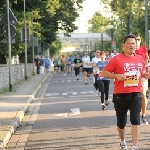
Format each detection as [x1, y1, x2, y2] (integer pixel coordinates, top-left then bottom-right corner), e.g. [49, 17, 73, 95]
[45, 93, 59, 96]
[80, 91, 95, 94]
[62, 92, 77, 95]
[45, 91, 97, 97]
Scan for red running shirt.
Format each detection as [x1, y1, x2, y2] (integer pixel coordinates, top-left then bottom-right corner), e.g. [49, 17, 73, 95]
[104, 53, 145, 94]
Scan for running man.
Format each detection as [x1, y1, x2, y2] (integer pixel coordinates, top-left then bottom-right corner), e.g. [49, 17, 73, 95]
[91, 50, 101, 96]
[135, 34, 149, 124]
[82, 52, 92, 85]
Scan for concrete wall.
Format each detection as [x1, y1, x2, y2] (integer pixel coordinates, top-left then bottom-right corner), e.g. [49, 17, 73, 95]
[0, 63, 36, 92]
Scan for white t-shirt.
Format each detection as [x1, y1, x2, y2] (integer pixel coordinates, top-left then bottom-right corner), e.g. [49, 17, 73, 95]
[82, 56, 92, 68]
[92, 57, 101, 74]
[111, 53, 119, 58]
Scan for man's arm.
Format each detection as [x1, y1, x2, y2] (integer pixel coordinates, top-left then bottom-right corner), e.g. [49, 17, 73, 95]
[101, 70, 126, 81]
[145, 52, 149, 65]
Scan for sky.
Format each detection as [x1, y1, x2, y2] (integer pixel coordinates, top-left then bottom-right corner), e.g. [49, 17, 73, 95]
[74, 0, 104, 33]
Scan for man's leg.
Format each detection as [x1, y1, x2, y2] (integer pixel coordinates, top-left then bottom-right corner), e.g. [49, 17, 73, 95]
[141, 79, 148, 124]
[130, 92, 142, 149]
[84, 69, 88, 84]
[117, 126, 126, 141]
[131, 125, 140, 147]
[113, 94, 128, 149]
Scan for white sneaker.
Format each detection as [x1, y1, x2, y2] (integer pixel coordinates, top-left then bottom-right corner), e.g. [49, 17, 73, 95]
[120, 143, 127, 150]
[95, 92, 99, 96]
[101, 103, 106, 110]
[132, 146, 138, 150]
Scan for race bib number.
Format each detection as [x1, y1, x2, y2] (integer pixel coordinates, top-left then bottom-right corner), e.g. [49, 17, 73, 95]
[124, 71, 140, 87]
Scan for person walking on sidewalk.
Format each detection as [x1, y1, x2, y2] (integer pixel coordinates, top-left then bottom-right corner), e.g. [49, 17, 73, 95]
[44, 56, 51, 73]
[39, 55, 45, 74]
[135, 34, 149, 124]
[101, 34, 150, 150]
[35, 55, 40, 74]
[96, 51, 110, 110]
[73, 54, 82, 80]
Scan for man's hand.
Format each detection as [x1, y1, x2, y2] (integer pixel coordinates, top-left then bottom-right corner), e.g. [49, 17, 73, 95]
[115, 74, 126, 81]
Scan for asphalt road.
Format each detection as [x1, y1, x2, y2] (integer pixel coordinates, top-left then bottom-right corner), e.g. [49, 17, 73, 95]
[7, 72, 150, 150]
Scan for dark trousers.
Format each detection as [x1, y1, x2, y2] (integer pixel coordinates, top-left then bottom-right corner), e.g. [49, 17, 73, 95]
[98, 80, 110, 103]
[94, 74, 99, 90]
[113, 93, 142, 128]
[37, 65, 40, 74]
[75, 67, 80, 76]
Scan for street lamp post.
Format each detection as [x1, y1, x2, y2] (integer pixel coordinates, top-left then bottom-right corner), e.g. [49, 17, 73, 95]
[24, 0, 27, 80]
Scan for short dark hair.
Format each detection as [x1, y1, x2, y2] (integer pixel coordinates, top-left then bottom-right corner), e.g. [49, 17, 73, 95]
[123, 34, 136, 43]
[100, 51, 106, 56]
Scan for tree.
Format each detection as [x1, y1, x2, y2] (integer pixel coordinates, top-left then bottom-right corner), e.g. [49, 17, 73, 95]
[98, 0, 150, 50]
[0, 0, 85, 63]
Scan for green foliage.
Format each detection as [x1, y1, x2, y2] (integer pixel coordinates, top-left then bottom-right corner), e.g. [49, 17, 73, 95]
[0, 0, 85, 63]
[92, 0, 150, 51]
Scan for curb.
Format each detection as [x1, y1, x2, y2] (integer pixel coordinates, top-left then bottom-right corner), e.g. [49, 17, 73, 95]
[0, 72, 50, 150]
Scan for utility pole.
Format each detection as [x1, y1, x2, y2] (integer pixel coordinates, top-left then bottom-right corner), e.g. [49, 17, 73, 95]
[24, 0, 27, 80]
[32, 11, 35, 76]
[6, 0, 12, 91]
[129, 0, 132, 34]
[145, 0, 149, 48]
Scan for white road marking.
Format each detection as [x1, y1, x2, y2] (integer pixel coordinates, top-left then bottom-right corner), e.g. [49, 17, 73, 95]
[45, 93, 59, 96]
[54, 113, 67, 117]
[70, 108, 80, 115]
[62, 92, 77, 96]
[70, 95, 95, 97]
[45, 91, 99, 97]
[80, 91, 95, 94]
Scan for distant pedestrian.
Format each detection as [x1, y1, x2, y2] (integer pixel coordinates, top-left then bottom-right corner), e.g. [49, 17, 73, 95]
[39, 55, 45, 74]
[96, 51, 110, 110]
[61, 55, 67, 76]
[45, 56, 51, 73]
[73, 55, 82, 80]
[35, 55, 40, 74]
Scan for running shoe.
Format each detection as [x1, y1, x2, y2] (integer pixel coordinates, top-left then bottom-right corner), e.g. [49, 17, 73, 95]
[95, 92, 99, 96]
[141, 117, 148, 124]
[132, 147, 138, 150]
[105, 100, 109, 106]
[101, 103, 106, 110]
[120, 143, 127, 150]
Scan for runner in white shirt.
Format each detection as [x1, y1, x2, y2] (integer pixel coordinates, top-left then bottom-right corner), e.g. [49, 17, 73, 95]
[91, 50, 101, 96]
[110, 49, 119, 58]
[82, 52, 92, 85]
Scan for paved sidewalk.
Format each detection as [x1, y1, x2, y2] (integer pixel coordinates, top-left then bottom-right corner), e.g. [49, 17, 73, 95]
[0, 72, 51, 150]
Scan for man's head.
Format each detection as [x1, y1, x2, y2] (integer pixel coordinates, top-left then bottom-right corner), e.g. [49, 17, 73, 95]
[135, 34, 141, 48]
[92, 51, 96, 56]
[76, 55, 79, 58]
[84, 52, 88, 57]
[100, 51, 106, 59]
[123, 34, 137, 55]
[95, 50, 100, 57]
[113, 49, 117, 54]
